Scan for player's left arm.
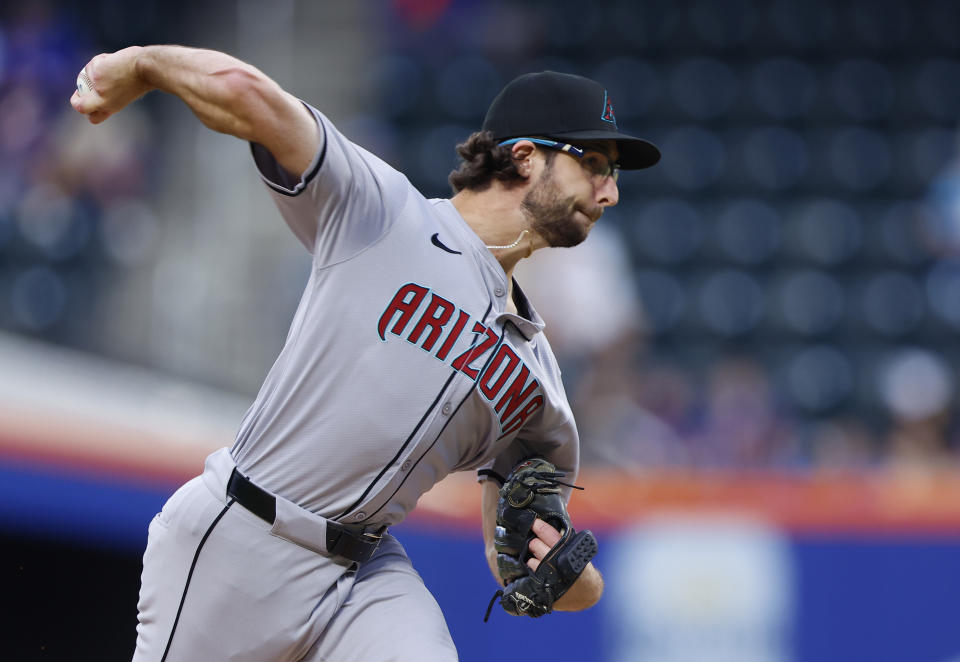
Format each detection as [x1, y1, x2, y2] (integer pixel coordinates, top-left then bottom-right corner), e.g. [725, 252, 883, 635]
[481, 480, 604, 611]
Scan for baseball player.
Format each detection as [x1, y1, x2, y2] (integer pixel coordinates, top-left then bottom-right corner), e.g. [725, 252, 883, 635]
[70, 46, 660, 661]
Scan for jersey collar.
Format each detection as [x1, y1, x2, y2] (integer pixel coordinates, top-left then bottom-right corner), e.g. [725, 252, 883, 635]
[494, 280, 545, 341]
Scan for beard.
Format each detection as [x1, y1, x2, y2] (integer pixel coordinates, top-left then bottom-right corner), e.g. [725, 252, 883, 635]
[520, 166, 599, 248]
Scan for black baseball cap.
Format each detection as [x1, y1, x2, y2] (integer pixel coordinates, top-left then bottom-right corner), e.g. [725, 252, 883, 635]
[482, 71, 661, 170]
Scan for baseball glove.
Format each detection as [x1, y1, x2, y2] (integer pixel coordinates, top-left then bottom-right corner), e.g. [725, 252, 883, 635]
[484, 457, 598, 620]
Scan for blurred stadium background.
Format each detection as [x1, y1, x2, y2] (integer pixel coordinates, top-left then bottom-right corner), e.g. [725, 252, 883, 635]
[3, 0, 960, 659]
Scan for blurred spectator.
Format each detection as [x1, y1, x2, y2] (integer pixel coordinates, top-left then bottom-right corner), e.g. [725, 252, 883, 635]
[513, 221, 643, 360]
[808, 417, 878, 470]
[689, 357, 799, 468]
[574, 336, 689, 469]
[885, 420, 953, 470]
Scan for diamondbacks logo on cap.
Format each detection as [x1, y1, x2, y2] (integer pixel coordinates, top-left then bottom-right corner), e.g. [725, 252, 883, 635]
[601, 91, 617, 127]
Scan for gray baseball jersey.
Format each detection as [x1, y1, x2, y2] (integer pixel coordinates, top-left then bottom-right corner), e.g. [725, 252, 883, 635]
[231, 104, 579, 527]
[133, 105, 581, 662]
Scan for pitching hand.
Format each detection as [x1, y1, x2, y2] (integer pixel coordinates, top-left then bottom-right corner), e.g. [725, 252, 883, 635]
[71, 47, 152, 124]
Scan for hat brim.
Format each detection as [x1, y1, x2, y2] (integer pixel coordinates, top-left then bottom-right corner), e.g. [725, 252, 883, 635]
[542, 129, 661, 170]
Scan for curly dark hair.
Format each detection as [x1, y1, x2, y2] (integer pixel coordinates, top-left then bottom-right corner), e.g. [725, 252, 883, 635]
[448, 131, 556, 194]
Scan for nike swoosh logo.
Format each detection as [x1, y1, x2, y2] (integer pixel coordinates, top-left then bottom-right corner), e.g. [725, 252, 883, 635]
[431, 233, 462, 255]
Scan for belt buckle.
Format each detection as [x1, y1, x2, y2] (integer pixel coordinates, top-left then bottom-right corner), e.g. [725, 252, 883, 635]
[361, 527, 385, 549]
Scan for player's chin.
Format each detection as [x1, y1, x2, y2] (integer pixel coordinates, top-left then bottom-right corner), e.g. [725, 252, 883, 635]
[580, 204, 603, 224]
[575, 208, 600, 235]
[548, 220, 591, 248]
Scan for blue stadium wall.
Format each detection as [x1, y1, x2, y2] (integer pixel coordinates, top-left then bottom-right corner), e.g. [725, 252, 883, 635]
[4, 458, 960, 662]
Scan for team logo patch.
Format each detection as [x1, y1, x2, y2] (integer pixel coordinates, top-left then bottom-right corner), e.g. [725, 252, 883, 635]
[600, 90, 617, 127]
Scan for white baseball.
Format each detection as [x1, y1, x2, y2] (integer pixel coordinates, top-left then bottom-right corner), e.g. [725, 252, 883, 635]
[76, 67, 94, 95]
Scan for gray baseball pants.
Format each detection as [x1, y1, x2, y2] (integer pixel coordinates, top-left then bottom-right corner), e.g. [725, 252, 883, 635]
[132, 448, 458, 661]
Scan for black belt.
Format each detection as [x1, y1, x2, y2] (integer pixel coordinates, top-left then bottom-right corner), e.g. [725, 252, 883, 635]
[226, 468, 383, 564]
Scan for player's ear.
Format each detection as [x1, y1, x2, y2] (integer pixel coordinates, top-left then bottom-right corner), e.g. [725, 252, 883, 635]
[508, 140, 537, 179]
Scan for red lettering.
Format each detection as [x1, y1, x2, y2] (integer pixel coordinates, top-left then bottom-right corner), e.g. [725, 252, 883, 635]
[378, 284, 428, 340]
[451, 324, 499, 379]
[495, 365, 540, 420]
[500, 395, 544, 436]
[407, 294, 455, 351]
[479, 345, 521, 400]
[435, 310, 469, 361]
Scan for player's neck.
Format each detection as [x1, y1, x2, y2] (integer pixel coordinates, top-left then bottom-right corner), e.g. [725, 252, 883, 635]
[450, 187, 544, 278]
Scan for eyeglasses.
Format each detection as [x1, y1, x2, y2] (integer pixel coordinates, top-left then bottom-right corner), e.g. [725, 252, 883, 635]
[498, 137, 620, 183]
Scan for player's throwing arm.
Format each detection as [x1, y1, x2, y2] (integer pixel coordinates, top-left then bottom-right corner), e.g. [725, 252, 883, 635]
[70, 45, 318, 176]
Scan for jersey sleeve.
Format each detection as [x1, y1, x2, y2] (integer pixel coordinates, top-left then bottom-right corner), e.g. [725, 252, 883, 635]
[477, 422, 581, 504]
[250, 102, 410, 265]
